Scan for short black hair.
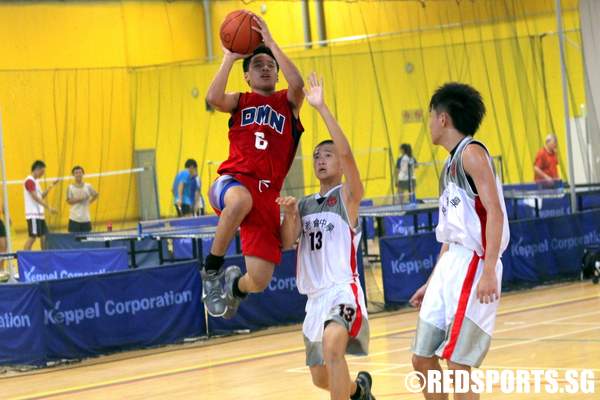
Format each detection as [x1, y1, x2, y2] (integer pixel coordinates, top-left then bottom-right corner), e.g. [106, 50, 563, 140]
[71, 165, 84, 174]
[184, 159, 197, 169]
[243, 45, 279, 73]
[400, 143, 413, 158]
[429, 82, 486, 136]
[31, 160, 46, 172]
[314, 139, 334, 151]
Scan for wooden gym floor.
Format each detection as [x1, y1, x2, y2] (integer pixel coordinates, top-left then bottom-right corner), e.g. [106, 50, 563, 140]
[2, 281, 599, 399]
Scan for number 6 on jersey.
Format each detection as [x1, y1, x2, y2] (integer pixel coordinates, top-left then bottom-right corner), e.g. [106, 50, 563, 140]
[254, 132, 268, 150]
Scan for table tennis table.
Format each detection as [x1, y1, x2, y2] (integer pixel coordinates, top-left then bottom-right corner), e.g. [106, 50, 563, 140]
[77, 216, 233, 268]
[358, 201, 439, 257]
[503, 185, 600, 219]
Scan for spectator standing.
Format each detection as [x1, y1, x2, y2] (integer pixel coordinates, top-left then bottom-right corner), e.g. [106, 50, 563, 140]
[396, 143, 417, 203]
[534, 134, 559, 187]
[172, 159, 199, 217]
[23, 160, 58, 250]
[66, 166, 98, 233]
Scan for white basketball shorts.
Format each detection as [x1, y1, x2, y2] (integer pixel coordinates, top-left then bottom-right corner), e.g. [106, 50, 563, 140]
[412, 243, 502, 367]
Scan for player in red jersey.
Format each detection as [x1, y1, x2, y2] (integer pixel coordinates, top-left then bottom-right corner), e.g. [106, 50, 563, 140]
[203, 15, 304, 318]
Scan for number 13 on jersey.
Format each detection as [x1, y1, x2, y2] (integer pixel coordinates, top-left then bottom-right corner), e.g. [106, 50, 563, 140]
[309, 231, 322, 251]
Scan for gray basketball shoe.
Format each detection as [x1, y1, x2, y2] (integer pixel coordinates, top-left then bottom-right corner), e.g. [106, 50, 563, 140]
[223, 265, 243, 320]
[200, 268, 227, 317]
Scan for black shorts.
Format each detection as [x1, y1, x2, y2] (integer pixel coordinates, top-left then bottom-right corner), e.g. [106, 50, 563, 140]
[398, 180, 416, 192]
[0, 219, 6, 238]
[175, 204, 193, 217]
[27, 219, 48, 238]
[68, 220, 92, 233]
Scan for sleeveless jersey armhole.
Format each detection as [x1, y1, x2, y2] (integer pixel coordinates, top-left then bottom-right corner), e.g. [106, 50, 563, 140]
[461, 141, 491, 197]
[339, 185, 360, 232]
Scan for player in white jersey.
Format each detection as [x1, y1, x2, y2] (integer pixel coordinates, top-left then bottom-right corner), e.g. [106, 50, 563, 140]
[409, 83, 510, 399]
[278, 73, 374, 400]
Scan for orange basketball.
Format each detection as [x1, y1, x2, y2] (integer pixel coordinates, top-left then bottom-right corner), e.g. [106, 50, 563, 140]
[220, 10, 263, 55]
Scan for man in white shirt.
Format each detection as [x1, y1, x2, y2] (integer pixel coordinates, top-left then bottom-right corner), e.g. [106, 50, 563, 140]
[23, 160, 58, 250]
[66, 166, 98, 233]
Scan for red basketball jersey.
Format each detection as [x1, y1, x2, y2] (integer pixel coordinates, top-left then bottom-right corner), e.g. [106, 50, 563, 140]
[218, 89, 303, 192]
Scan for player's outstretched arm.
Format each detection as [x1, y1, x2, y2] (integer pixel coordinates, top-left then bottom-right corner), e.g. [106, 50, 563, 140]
[277, 196, 301, 249]
[304, 72, 364, 223]
[252, 16, 304, 116]
[205, 48, 244, 113]
[463, 144, 504, 304]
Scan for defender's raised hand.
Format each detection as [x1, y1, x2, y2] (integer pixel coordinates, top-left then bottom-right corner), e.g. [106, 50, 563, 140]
[303, 72, 325, 110]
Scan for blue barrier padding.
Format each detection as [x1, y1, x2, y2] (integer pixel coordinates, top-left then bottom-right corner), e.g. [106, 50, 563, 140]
[173, 237, 237, 260]
[45, 233, 166, 268]
[0, 284, 45, 365]
[0, 261, 205, 365]
[505, 195, 570, 220]
[382, 212, 439, 236]
[503, 182, 572, 220]
[360, 199, 376, 239]
[17, 248, 128, 282]
[170, 216, 237, 259]
[380, 231, 440, 305]
[380, 210, 600, 306]
[580, 191, 600, 211]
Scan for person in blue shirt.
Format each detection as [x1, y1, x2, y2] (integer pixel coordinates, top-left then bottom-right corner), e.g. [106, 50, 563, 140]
[172, 159, 200, 217]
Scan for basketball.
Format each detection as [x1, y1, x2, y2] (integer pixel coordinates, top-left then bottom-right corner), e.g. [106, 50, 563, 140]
[220, 10, 262, 55]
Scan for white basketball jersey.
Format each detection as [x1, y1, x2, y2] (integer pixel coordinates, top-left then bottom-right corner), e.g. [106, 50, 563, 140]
[24, 175, 44, 220]
[436, 137, 510, 257]
[296, 185, 362, 297]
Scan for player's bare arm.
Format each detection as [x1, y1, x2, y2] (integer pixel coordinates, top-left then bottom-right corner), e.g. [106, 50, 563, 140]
[30, 191, 57, 214]
[89, 188, 99, 204]
[42, 179, 59, 198]
[304, 72, 364, 225]
[534, 165, 553, 182]
[177, 182, 185, 208]
[277, 196, 301, 249]
[252, 15, 304, 116]
[205, 47, 244, 113]
[66, 191, 85, 205]
[463, 143, 504, 304]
